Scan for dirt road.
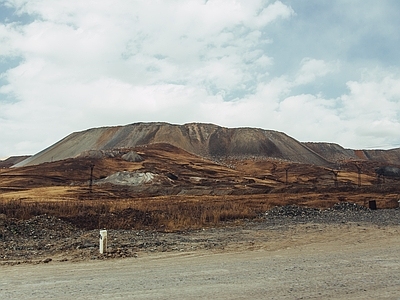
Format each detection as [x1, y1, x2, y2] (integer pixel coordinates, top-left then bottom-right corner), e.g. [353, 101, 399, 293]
[1, 224, 400, 299]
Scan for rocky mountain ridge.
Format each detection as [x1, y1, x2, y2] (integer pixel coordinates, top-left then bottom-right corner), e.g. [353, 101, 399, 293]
[0, 156, 31, 168]
[12, 122, 400, 168]
[304, 142, 400, 165]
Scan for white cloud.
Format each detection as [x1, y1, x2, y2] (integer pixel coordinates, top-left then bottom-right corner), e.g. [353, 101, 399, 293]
[1, 1, 400, 157]
[248, 0, 294, 28]
[335, 71, 400, 148]
[294, 58, 338, 85]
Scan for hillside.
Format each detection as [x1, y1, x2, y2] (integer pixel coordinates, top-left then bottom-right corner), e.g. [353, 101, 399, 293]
[1, 136, 400, 234]
[304, 142, 400, 165]
[1, 124, 400, 271]
[14, 122, 332, 168]
[0, 156, 31, 168]
[2, 142, 396, 199]
[4, 143, 278, 197]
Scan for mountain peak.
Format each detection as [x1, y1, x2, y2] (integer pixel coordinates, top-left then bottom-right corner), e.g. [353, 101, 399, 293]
[14, 122, 330, 167]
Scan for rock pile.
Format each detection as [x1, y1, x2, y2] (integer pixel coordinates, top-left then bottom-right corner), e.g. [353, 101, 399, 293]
[265, 205, 321, 218]
[95, 171, 156, 186]
[3, 215, 78, 239]
[262, 202, 400, 226]
[331, 202, 370, 211]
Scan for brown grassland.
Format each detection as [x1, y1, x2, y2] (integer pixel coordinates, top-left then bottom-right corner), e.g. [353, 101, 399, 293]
[1, 144, 399, 231]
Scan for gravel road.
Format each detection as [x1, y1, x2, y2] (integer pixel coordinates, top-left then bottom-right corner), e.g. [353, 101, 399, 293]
[2, 223, 400, 299]
[1, 204, 400, 299]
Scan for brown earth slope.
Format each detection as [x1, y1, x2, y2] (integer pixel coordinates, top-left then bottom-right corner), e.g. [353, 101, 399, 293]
[1, 143, 398, 201]
[0, 156, 31, 168]
[1, 143, 280, 198]
[13, 122, 331, 167]
[304, 142, 400, 165]
[1, 142, 400, 234]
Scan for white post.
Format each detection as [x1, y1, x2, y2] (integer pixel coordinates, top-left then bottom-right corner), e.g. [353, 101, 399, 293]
[99, 230, 107, 254]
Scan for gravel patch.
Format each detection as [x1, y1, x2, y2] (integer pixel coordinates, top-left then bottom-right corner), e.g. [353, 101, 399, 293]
[1, 202, 400, 265]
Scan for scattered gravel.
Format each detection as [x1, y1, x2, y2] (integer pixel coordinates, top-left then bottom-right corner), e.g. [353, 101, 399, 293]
[263, 202, 397, 225]
[1, 202, 400, 265]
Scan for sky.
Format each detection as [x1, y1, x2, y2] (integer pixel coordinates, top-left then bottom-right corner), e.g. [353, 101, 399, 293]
[1, 0, 400, 158]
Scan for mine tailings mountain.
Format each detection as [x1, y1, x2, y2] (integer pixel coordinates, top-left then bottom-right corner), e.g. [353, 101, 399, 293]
[0, 156, 30, 168]
[13, 122, 400, 168]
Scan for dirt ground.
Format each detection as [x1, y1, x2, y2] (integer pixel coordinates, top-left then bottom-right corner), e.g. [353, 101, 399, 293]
[1, 216, 400, 299]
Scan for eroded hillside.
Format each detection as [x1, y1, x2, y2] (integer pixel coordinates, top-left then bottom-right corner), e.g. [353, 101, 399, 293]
[13, 123, 331, 167]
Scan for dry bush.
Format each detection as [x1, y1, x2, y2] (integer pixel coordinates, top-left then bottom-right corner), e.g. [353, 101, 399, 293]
[0, 196, 263, 231]
[1, 191, 398, 231]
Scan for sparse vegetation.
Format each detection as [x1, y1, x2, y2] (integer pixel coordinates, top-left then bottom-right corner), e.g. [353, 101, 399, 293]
[1, 192, 399, 231]
[1, 142, 400, 232]
[0, 196, 264, 231]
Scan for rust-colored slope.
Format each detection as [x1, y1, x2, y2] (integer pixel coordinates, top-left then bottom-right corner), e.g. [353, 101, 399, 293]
[304, 142, 400, 166]
[14, 123, 331, 167]
[1, 143, 398, 209]
[1, 143, 279, 198]
[363, 148, 400, 165]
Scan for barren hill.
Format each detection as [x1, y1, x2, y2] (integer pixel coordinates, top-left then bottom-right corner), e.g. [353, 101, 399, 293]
[2, 142, 394, 201]
[11, 122, 400, 169]
[304, 142, 400, 165]
[0, 156, 31, 168]
[14, 122, 331, 167]
[2, 135, 400, 233]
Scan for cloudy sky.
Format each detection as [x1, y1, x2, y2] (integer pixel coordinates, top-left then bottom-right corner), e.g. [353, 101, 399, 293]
[1, 0, 400, 158]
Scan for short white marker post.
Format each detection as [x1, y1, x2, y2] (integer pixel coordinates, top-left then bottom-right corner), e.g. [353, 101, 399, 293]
[99, 229, 107, 254]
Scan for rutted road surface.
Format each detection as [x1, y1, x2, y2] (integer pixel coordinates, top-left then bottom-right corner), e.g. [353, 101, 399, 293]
[1, 223, 400, 299]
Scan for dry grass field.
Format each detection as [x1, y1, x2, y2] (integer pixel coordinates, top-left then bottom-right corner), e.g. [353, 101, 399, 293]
[1, 143, 399, 231]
